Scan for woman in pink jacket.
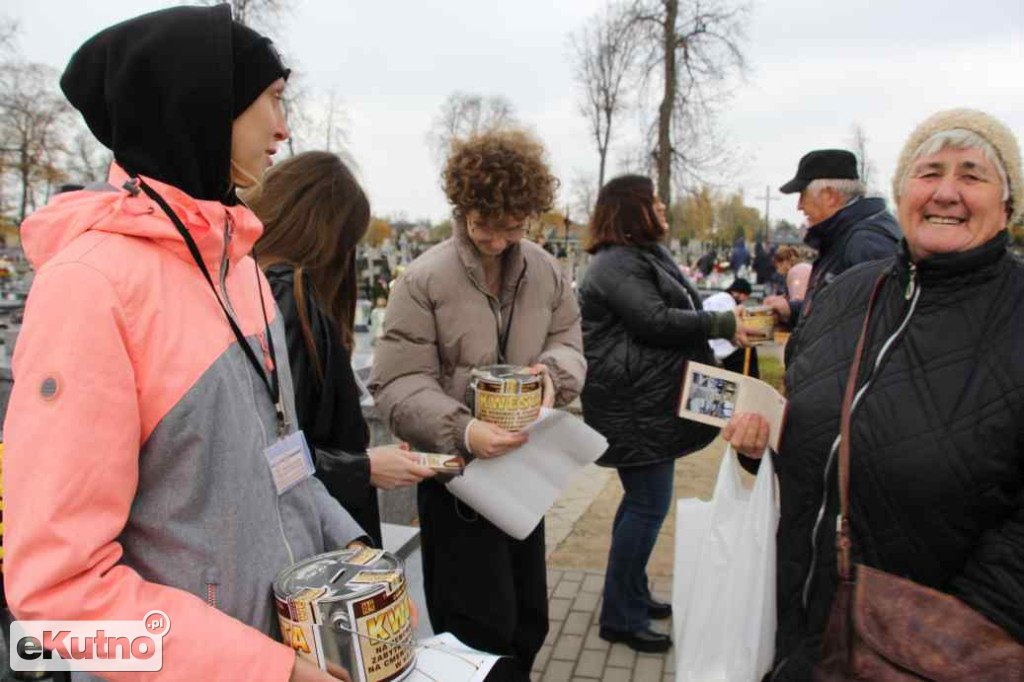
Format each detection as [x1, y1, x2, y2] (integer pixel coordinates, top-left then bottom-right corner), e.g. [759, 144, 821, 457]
[3, 7, 364, 682]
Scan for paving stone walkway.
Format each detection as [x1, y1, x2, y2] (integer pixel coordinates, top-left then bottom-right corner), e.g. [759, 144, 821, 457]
[537, 463, 676, 682]
[533, 568, 675, 682]
[544, 464, 612, 559]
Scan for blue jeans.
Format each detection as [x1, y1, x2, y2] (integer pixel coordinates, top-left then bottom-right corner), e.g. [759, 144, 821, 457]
[599, 460, 675, 632]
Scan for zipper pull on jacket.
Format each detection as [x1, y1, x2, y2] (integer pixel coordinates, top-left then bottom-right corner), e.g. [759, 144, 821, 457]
[905, 262, 918, 300]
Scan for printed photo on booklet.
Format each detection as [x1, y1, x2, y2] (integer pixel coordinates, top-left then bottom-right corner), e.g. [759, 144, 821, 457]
[679, 361, 788, 450]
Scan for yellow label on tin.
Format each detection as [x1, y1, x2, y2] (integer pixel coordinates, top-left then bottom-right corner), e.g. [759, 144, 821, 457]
[350, 583, 415, 682]
[276, 587, 329, 670]
[475, 388, 542, 431]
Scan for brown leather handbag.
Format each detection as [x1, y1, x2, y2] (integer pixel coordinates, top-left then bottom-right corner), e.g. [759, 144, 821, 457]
[814, 273, 1024, 682]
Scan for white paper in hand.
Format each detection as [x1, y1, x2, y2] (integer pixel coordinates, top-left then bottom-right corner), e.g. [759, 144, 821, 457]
[407, 632, 499, 682]
[446, 408, 608, 539]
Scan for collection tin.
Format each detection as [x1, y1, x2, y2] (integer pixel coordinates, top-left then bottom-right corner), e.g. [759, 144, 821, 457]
[466, 364, 543, 432]
[274, 548, 415, 682]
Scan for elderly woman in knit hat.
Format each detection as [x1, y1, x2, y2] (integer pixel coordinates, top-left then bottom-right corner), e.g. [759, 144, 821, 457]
[726, 109, 1024, 680]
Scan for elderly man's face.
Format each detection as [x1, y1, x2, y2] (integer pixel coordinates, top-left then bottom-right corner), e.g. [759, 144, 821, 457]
[899, 146, 1008, 261]
[797, 187, 840, 226]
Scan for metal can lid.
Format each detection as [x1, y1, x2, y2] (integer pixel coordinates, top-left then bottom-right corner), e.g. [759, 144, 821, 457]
[273, 549, 403, 602]
[471, 364, 539, 385]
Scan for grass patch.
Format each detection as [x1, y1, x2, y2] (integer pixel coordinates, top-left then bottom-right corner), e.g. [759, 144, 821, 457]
[759, 353, 785, 393]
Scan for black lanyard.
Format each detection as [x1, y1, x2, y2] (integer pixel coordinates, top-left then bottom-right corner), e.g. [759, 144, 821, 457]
[496, 263, 527, 364]
[498, 297, 516, 364]
[136, 179, 287, 436]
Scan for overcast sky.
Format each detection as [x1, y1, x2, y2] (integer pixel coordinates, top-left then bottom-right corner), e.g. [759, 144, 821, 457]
[6, 0, 1023, 228]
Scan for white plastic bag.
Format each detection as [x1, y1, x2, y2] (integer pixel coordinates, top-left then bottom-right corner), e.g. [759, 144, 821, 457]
[673, 445, 778, 682]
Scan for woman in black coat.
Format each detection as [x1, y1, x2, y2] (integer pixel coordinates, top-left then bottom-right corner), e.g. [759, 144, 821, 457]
[727, 110, 1024, 679]
[248, 151, 434, 548]
[579, 175, 752, 653]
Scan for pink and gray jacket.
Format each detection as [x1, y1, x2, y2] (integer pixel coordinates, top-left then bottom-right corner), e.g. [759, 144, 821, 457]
[3, 165, 366, 681]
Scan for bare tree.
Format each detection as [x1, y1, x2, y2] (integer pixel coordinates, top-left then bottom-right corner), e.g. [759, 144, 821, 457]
[279, 71, 313, 157]
[64, 126, 113, 185]
[194, 0, 292, 31]
[0, 16, 18, 56]
[569, 172, 599, 222]
[572, 6, 636, 189]
[279, 74, 351, 159]
[0, 62, 70, 222]
[617, 143, 658, 178]
[848, 123, 877, 192]
[0, 16, 19, 217]
[320, 89, 349, 154]
[625, 0, 748, 211]
[427, 91, 519, 163]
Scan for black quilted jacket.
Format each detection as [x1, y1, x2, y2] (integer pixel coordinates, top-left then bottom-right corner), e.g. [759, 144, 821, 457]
[769, 231, 1024, 680]
[579, 244, 722, 468]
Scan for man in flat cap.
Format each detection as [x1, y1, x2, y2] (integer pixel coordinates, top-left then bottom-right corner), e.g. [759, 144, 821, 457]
[765, 149, 900, 360]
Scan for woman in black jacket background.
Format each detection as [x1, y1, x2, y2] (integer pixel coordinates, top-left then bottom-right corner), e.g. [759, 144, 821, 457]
[579, 175, 751, 653]
[248, 151, 434, 548]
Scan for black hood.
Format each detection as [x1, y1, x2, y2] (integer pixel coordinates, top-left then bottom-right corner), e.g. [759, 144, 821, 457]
[60, 5, 238, 202]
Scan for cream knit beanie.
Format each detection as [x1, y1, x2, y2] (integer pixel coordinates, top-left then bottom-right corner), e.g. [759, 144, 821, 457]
[892, 109, 1022, 225]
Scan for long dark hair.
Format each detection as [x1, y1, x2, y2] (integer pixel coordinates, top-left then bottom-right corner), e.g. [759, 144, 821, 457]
[247, 151, 370, 379]
[585, 174, 665, 254]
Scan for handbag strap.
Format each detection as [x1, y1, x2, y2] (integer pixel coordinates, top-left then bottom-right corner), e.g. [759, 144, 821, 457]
[836, 271, 889, 580]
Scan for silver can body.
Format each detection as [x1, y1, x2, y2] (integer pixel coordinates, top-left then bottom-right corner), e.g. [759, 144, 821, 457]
[274, 549, 415, 682]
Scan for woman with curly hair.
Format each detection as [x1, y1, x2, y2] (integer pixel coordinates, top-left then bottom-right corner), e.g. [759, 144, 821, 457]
[370, 129, 585, 679]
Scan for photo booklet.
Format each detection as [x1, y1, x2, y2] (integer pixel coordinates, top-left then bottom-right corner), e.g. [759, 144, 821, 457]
[678, 361, 788, 451]
[415, 453, 466, 483]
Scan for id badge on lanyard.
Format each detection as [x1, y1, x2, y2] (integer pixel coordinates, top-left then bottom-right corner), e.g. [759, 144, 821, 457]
[265, 430, 316, 496]
[134, 178, 313, 497]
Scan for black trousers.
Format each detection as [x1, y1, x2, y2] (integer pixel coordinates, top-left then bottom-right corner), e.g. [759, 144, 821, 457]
[417, 480, 548, 682]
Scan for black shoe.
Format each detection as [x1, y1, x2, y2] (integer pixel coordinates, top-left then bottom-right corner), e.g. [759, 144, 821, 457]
[599, 626, 673, 653]
[645, 596, 672, 620]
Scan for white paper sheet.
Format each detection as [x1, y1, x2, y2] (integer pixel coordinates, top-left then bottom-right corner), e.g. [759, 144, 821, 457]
[407, 632, 500, 682]
[446, 408, 608, 539]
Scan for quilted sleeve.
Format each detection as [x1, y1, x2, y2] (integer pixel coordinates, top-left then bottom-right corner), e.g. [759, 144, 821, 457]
[949, 487, 1024, 641]
[591, 254, 718, 347]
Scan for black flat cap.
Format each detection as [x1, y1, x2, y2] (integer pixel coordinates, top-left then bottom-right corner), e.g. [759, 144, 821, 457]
[779, 149, 859, 194]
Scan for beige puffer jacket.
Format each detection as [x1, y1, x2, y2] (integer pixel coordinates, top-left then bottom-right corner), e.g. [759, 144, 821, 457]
[369, 220, 585, 455]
